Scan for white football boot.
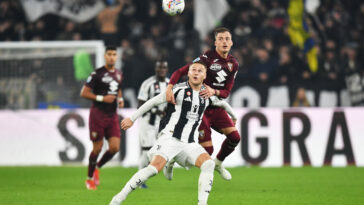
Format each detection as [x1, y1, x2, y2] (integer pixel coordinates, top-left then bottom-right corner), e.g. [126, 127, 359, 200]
[214, 158, 232, 181]
[163, 160, 175, 180]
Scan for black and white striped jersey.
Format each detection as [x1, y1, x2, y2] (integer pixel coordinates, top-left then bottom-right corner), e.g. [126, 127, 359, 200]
[137, 76, 169, 126]
[130, 81, 236, 143]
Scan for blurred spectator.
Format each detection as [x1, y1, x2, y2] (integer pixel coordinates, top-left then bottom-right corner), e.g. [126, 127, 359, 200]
[292, 87, 310, 107]
[97, 0, 124, 46]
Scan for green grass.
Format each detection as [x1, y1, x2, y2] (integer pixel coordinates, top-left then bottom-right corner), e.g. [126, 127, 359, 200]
[0, 166, 363, 205]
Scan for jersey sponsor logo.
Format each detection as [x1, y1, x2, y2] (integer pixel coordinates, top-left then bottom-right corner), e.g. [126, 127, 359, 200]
[210, 63, 222, 71]
[184, 96, 192, 102]
[186, 111, 199, 121]
[227, 62, 233, 71]
[102, 75, 113, 83]
[216, 70, 227, 83]
[108, 80, 119, 95]
[213, 82, 225, 87]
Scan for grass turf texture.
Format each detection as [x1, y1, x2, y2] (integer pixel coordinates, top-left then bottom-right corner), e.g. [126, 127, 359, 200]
[0, 166, 363, 205]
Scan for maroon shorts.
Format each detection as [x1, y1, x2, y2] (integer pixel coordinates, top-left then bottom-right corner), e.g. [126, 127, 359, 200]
[89, 107, 121, 141]
[198, 106, 235, 143]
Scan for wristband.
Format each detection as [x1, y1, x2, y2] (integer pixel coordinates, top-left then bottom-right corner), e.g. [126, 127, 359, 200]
[119, 97, 124, 102]
[96, 95, 104, 102]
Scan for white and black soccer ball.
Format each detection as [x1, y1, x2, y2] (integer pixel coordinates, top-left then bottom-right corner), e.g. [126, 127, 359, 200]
[162, 0, 185, 16]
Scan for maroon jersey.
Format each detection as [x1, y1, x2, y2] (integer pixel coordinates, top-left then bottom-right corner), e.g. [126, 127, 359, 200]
[169, 50, 239, 98]
[85, 66, 123, 114]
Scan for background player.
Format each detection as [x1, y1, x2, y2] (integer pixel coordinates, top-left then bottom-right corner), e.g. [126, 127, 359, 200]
[80, 46, 124, 190]
[110, 61, 236, 205]
[165, 27, 240, 180]
[136, 59, 169, 188]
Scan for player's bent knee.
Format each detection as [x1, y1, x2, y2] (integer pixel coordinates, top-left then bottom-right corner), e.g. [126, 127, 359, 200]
[228, 130, 241, 144]
[200, 159, 215, 173]
[150, 155, 167, 172]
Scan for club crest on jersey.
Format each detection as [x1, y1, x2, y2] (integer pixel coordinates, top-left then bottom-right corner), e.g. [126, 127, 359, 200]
[91, 132, 98, 139]
[186, 91, 191, 96]
[227, 62, 233, 71]
[199, 130, 205, 139]
[210, 63, 222, 71]
[102, 74, 113, 83]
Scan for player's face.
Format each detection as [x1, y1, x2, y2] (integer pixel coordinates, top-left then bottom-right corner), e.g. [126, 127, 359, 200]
[155, 61, 168, 78]
[104, 50, 117, 67]
[188, 63, 206, 86]
[215, 31, 233, 54]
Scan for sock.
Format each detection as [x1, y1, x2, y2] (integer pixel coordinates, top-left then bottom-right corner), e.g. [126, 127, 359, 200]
[139, 150, 150, 170]
[216, 131, 241, 161]
[97, 150, 116, 168]
[113, 165, 158, 203]
[203, 146, 214, 156]
[198, 160, 215, 205]
[88, 151, 99, 178]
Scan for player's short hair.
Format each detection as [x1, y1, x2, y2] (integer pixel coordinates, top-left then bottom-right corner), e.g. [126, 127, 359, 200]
[105, 45, 117, 52]
[190, 60, 207, 71]
[214, 27, 231, 38]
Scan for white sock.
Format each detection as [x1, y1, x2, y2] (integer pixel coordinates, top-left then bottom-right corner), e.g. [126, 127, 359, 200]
[138, 150, 149, 170]
[198, 160, 215, 204]
[113, 165, 158, 202]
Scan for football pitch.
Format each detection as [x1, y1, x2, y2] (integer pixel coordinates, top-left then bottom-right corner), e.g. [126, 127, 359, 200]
[1, 166, 363, 205]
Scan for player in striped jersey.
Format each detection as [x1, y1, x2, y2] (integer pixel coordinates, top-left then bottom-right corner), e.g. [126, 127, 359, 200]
[136, 60, 169, 188]
[166, 27, 240, 181]
[109, 61, 236, 205]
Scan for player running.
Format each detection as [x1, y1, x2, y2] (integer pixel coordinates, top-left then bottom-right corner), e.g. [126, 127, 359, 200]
[109, 61, 236, 205]
[80, 46, 124, 190]
[165, 27, 240, 180]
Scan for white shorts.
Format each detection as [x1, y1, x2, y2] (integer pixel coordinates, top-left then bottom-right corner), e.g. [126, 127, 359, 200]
[138, 118, 159, 148]
[147, 133, 207, 168]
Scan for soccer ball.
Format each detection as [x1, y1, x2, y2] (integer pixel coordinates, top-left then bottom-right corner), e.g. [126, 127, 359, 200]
[162, 0, 185, 16]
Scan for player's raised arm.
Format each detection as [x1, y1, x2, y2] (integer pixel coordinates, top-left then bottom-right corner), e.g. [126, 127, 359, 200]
[210, 96, 237, 123]
[121, 92, 166, 130]
[166, 64, 190, 104]
[80, 85, 116, 103]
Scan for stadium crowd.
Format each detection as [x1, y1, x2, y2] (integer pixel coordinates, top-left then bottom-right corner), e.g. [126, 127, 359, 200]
[0, 0, 364, 108]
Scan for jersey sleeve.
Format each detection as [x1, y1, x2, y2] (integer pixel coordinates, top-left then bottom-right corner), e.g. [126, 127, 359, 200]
[130, 92, 166, 122]
[137, 79, 149, 101]
[218, 61, 239, 98]
[85, 72, 97, 89]
[169, 64, 190, 85]
[210, 96, 237, 120]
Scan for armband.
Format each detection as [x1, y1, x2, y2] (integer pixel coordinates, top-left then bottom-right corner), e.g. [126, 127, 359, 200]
[96, 95, 104, 102]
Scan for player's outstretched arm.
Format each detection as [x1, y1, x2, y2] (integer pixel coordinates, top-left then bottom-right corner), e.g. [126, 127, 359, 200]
[130, 92, 166, 122]
[166, 84, 175, 104]
[211, 97, 237, 123]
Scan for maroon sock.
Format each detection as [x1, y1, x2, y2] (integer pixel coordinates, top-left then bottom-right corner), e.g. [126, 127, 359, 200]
[97, 151, 116, 168]
[88, 152, 99, 178]
[217, 131, 241, 161]
[204, 146, 214, 155]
